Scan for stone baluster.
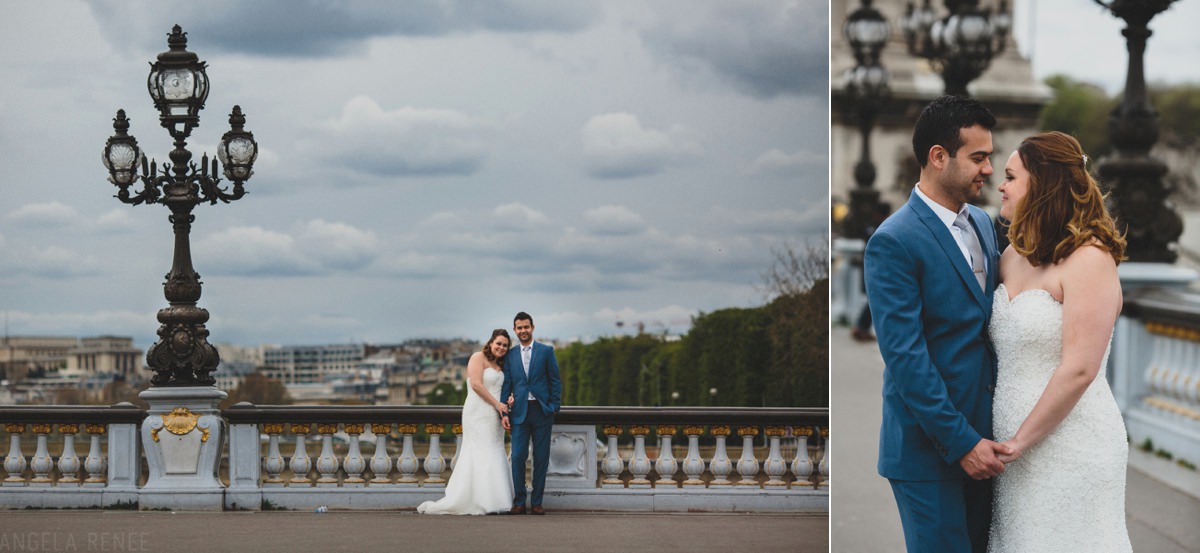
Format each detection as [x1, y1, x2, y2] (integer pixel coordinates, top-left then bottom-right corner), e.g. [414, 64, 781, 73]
[600, 425, 624, 488]
[736, 426, 760, 487]
[3, 424, 26, 486]
[654, 425, 678, 488]
[289, 423, 313, 486]
[315, 424, 340, 487]
[763, 426, 788, 487]
[57, 424, 81, 485]
[708, 425, 732, 486]
[681, 425, 707, 487]
[83, 424, 106, 487]
[423, 424, 447, 487]
[818, 427, 830, 489]
[369, 423, 392, 485]
[791, 426, 814, 489]
[262, 424, 286, 487]
[29, 424, 54, 486]
[627, 425, 652, 489]
[451, 424, 463, 471]
[343, 424, 367, 487]
[395, 424, 420, 486]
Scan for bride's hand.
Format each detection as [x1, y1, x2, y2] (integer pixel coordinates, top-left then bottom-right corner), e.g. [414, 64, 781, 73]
[996, 440, 1022, 464]
[496, 403, 509, 416]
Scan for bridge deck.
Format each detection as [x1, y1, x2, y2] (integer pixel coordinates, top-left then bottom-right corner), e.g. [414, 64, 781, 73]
[0, 510, 825, 553]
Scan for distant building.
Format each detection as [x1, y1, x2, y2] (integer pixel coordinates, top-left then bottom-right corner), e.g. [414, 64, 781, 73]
[261, 343, 366, 385]
[213, 343, 264, 391]
[66, 336, 143, 382]
[0, 336, 78, 380]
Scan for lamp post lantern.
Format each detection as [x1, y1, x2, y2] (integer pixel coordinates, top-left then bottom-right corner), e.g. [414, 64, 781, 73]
[1093, 0, 1181, 263]
[103, 25, 258, 388]
[842, 0, 891, 240]
[902, 0, 1010, 96]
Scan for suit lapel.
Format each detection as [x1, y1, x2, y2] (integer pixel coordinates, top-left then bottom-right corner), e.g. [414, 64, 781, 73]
[908, 192, 990, 311]
[527, 342, 539, 384]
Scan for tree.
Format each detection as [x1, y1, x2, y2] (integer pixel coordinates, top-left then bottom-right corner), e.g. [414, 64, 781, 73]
[220, 373, 292, 408]
[1037, 75, 1116, 159]
[425, 382, 465, 406]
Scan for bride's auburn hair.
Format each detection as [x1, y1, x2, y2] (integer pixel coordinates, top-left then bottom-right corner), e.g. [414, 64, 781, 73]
[1008, 131, 1126, 267]
[482, 328, 510, 367]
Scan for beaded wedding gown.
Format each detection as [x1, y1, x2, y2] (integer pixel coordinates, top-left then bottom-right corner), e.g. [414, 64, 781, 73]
[417, 367, 514, 515]
[988, 284, 1131, 552]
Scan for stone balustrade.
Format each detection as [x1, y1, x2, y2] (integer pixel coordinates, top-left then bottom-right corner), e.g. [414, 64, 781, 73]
[0, 404, 144, 508]
[1114, 287, 1200, 467]
[1, 404, 828, 512]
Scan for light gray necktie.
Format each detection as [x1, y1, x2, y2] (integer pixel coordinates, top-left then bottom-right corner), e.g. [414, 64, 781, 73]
[953, 209, 986, 292]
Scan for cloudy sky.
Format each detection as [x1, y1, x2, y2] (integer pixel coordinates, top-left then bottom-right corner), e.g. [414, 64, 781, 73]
[1015, 0, 1200, 92]
[0, 1, 828, 348]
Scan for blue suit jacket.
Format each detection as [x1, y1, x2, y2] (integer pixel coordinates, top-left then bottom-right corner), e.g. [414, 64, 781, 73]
[501, 341, 562, 425]
[864, 190, 1000, 481]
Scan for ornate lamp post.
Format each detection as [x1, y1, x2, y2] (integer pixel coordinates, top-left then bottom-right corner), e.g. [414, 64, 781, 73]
[1093, 0, 1181, 263]
[902, 0, 1011, 96]
[842, 0, 891, 240]
[102, 25, 258, 388]
[102, 26, 258, 508]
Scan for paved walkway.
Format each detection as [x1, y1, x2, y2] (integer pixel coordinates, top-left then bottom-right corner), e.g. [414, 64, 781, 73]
[831, 328, 1200, 552]
[0, 510, 825, 553]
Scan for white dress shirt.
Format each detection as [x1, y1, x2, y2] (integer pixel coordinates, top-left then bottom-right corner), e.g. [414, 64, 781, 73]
[521, 344, 535, 400]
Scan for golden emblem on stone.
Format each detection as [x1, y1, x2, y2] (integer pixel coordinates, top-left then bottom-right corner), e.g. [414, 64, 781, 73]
[151, 407, 209, 443]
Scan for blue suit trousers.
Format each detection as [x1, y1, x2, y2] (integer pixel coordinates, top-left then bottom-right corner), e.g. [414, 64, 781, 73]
[510, 399, 553, 507]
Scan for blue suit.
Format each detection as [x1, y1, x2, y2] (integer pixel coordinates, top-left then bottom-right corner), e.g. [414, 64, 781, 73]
[501, 340, 561, 508]
[864, 190, 1000, 553]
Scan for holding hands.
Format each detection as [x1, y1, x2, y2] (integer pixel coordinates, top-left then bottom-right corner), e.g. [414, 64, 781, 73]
[496, 401, 511, 431]
[958, 439, 1016, 480]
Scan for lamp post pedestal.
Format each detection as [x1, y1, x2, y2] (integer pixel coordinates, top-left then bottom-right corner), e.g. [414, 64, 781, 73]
[137, 386, 227, 511]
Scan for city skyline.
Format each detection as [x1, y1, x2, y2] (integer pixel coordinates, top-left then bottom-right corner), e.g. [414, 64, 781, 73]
[0, 1, 827, 347]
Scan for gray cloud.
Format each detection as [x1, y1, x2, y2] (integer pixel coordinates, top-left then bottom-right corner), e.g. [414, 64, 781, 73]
[639, 0, 828, 99]
[581, 112, 702, 179]
[88, 1, 602, 58]
[306, 96, 493, 178]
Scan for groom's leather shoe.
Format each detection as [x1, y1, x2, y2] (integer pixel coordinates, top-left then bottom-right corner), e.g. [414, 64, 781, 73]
[530, 506, 545, 515]
[508, 505, 526, 515]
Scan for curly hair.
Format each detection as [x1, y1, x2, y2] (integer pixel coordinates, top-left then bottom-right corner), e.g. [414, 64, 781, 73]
[482, 328, 511, 367]
[1007, 131, 1126, 267]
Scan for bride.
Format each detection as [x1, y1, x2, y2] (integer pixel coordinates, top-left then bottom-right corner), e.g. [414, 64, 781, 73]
[418, 329, 515, 515]
[988, 131, 1131, 552]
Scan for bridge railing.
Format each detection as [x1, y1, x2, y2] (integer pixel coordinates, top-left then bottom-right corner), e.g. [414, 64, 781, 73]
[1, 405, 828, 512]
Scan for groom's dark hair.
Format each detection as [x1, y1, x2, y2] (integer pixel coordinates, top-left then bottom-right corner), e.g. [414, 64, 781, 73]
[514, 311, 534, 326]
[912, 95, 996, 168]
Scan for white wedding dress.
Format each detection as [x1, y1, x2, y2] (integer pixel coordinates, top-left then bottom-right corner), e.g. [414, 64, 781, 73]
[417, 367, 514, 515]
[988, 284, 1131, 552]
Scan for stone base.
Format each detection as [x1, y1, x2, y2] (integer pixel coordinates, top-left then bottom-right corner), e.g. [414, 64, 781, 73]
[138, 489, 224, 511]
[138, 386, 227, 505]
[225, 490, 263, 511]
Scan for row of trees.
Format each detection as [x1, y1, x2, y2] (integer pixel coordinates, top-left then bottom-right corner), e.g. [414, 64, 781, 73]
[557, 240, 828, 408]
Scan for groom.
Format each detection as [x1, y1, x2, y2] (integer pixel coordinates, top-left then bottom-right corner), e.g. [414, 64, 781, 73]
[864, 95, 1013, 553]
[500, 311, 561, 515]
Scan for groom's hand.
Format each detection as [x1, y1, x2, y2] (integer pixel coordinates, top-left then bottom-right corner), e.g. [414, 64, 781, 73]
[507, 394, 515, 409]
[958, 439, 1008, 479]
